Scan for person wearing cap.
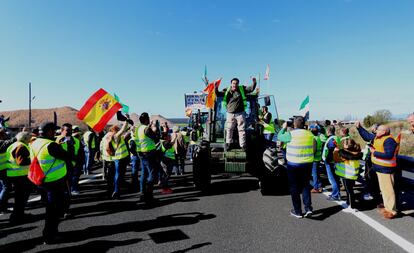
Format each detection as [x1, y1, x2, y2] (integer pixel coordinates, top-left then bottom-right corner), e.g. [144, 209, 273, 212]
[31, 122, 71, 244]
[6, 131, 33, 223]
[0, 128, 16, 214]
[215, 77, 257, 151]
[135, 112, 159, 203]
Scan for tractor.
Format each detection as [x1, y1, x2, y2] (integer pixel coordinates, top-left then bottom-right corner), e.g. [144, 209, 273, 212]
[189, 93, 288, 194]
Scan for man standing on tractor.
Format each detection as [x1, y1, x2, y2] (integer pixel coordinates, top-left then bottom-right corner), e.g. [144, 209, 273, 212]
[215, 77, 257, 151]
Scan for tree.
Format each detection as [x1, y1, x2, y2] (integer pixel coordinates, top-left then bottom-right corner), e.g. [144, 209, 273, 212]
[363, 115, 374, 127]
[363, 109, 392, 127]
[372, 109, 392, 125]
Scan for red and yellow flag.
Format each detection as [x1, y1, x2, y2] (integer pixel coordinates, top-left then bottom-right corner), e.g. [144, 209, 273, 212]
[77, 88, 122, 132]
[203, 78, 221, 109]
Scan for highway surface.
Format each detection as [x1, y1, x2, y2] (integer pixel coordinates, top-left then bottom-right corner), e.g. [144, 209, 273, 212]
[1, 163, 413, 253]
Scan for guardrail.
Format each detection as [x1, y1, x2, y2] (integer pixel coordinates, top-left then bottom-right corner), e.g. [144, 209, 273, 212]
[398, 155, 414, 173]
[398, 155, 414, 187]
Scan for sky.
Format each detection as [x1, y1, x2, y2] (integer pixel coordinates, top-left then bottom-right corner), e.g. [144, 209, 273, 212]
[0, 0, 413, 120]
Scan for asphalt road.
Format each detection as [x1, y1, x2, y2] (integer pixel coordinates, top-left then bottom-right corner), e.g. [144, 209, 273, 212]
[0, 163, 413, 253]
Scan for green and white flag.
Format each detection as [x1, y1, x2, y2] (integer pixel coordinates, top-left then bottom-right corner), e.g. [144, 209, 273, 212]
[114, 93, 130, 114]
[299, 95, 309, 121]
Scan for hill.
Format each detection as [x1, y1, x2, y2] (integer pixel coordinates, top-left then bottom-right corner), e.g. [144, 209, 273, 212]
[0, 107, 176, 130]
[0, 106, 87, 129]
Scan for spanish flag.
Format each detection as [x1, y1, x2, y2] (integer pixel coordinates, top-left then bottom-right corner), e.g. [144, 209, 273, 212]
[77, 88, 122, 132]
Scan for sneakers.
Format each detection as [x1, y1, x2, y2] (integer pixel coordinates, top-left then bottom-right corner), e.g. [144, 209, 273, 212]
[304, 210, 313, 218]
[311, 188, 322, 193]
[161, 188, 173, 194]
[326, 196, 341, 201]
[71, 190, 80, 196]
[290, 209, 303, 219]
[343, 206, 358, 213]
[363, 193, 374, 201]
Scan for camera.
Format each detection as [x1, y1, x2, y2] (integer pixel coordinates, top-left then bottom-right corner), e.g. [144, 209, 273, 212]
[286, 117, 295, 128]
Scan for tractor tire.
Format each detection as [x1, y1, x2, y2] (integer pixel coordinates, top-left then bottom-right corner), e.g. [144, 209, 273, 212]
[192, 144, 211, 192]
[260, 147, 289, 195]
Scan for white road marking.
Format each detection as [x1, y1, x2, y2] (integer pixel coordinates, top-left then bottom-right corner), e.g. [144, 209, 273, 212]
[322, 191, 414, 253]
[28, 173, 103, 203]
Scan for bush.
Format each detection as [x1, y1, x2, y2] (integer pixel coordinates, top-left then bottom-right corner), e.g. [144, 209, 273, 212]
[363, 115, 374, 127]
[363, 109, 392, 127]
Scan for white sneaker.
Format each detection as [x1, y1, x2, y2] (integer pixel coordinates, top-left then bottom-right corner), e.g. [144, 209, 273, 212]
[71, 191, 80, 196]
[363, 193, 373, 201]
[343, 206, 358, 213]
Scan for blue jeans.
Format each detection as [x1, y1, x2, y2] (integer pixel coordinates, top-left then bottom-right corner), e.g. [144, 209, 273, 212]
[113, 158, 128, 194]
[188, 144, 195, 160]
[173, 154, 185, 174]
[130, 156, 140, 192]
[312, 161, 322, 190]
[286, 163, 313, 215]
[139, 153, 156, 195]
[0, 170, 9, 211]
[84, 148, 95, 174]
[71, 165, 81, 192]
[325, 162, 341, 199]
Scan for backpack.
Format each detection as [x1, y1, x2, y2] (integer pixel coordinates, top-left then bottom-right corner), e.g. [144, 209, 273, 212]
[28, 143, 54, 186]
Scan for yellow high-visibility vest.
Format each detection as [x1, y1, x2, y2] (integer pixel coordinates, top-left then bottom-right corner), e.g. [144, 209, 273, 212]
[30, 138, 67, 182]
[372, 135, 397, 168]
[7, 141, 30, 177]
[286, 129, 314, 164]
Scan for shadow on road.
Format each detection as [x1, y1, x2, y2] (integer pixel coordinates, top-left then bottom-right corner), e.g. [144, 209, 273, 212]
[203, 178, 260, 196]
[36, 238, 143, 252]
[308, 205, 343, 221]
[0, 226, 37, 239]
[171, 242, 213, 253]
[0, 212, 216, 252]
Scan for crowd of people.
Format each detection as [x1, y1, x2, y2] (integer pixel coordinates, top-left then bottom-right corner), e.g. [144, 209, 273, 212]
[278, 114, 414, 219]
[0, 112, 203, 244]
[0, 75, 412, 244]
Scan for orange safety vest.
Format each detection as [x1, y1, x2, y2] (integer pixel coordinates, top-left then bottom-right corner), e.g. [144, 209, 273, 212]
[372, 135, 397, 168]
